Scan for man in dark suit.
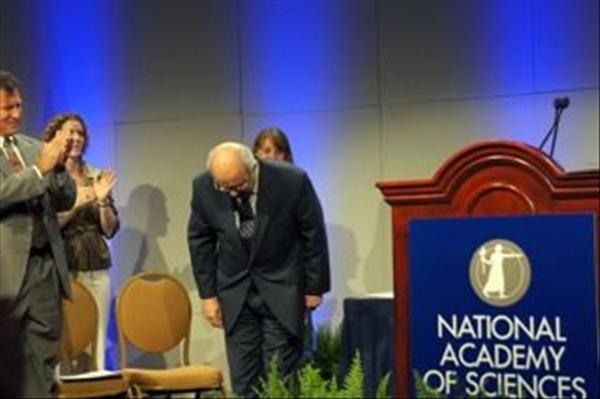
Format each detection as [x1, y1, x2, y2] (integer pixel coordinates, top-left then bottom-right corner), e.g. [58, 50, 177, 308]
[0, 70, 76, 397]
[188, 142, 330, 397]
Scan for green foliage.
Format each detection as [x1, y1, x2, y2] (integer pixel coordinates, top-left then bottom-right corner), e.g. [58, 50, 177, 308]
[297, 362, 335, 398]
[338, 351, 364, 398]
[255, 354, 295, 399]
[376, 372, 392, 399]
[255, 350, 391, 399]
[250, 323, 392, 398]
[312, 323, 342, 381]
[413, 370, 445, 398]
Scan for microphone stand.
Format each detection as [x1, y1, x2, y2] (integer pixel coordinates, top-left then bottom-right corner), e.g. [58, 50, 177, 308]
[539, 99, 569, 159]
[549, 108, 564, 158]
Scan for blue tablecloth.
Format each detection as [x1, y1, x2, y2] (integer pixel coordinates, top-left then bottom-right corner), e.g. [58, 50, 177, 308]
[339, 297, 396, 397]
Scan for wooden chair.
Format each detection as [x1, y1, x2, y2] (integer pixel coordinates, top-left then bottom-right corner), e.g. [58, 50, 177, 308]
[116, 271, 225, 398]
[58, 279, 131, 398]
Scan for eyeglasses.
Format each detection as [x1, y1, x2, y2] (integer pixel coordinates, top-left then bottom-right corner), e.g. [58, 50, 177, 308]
[212, 165, 257, 195]
[213, 171, 254, 195]
[213, 179, 249, 195]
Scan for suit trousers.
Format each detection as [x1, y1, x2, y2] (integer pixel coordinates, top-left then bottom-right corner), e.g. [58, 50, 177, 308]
[225, 285, 303, 398]
[13, 252, 63, 398]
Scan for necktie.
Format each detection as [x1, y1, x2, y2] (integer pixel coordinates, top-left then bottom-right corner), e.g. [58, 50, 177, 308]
[233, 194, 255, 253]
[3, 136, 24, 173]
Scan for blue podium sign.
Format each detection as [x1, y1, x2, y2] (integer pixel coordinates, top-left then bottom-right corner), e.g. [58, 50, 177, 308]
[409, 214, 599, 398]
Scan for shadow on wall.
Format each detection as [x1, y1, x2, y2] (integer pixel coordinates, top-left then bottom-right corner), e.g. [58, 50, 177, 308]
[169, 262, 197, 292]
[362, 202, 394, 295]
[315, 223, 359, 329]
[106, 184, 171, 370]
[112, 184, 170, 286]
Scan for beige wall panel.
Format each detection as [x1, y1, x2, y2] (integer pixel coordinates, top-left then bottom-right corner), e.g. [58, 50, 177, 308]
[113, 1, 241, 121]
[379, 0, 533, 104]
[240, 0, 378, 113]
[535, 89, 600, 171]
[381, 90, 599, 182]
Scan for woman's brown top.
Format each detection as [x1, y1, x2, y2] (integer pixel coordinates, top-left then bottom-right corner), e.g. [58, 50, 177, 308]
[62, 165, 119, 272]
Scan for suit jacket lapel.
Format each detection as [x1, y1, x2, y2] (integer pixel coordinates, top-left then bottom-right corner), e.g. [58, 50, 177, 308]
[14, 134, 38, 167]
[12, 135, 46, 211]
[0, 150, 11, 176]
[1, 134, 30, 175]
[215, 190, 246, 254]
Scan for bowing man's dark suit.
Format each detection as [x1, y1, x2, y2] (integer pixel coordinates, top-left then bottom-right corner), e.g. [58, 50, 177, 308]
[188, 160, 330, 396]
[0, 133, 76, 397]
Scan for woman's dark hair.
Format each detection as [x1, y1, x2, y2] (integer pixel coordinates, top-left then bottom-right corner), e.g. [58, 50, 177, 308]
[252, 127, 294, 163]
[43, 113, 89, 154]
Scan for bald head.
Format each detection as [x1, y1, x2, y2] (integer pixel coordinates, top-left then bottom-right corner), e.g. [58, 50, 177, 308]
[207, 142, 257, 195]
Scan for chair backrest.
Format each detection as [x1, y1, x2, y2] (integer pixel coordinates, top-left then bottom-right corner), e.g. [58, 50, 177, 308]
[116, 271, 192, 369]
[60, 279, 99, 370]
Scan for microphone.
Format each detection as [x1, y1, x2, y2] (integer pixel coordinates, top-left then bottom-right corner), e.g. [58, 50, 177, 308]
[553, 97, 570, 110]
[538, 96, 570, 158]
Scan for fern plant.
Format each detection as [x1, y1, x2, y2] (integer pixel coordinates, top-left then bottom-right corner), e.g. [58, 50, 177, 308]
[255, 354, 295, 399]
[297, 362, 335, 398]
[312, 323, 342, 381]
[338, 351, 364, 398]
[255, 350, 391, 398]
[413, 370, 445, 398]
[375, 372, 392, 399]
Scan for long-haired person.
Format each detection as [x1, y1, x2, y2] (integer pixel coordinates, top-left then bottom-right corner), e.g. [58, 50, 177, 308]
[252, 127, 294, 163]
[43, 113, 119, 371]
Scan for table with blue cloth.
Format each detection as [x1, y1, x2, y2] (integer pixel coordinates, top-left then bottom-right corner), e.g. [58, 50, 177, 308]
[339, 297, 396, 397]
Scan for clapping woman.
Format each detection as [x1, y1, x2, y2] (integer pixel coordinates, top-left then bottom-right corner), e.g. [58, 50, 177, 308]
[43, 113, 119, 370]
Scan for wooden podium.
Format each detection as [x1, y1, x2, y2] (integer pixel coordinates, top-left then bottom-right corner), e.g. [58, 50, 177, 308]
[376, 140, 599, 397]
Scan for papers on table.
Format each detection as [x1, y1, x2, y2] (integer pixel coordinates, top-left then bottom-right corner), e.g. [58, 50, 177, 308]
[362, 291, 394, 299]
[60, 370, 123, 382]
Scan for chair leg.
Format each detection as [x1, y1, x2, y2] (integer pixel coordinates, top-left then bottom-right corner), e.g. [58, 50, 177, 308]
[128, 383, 144, 399]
